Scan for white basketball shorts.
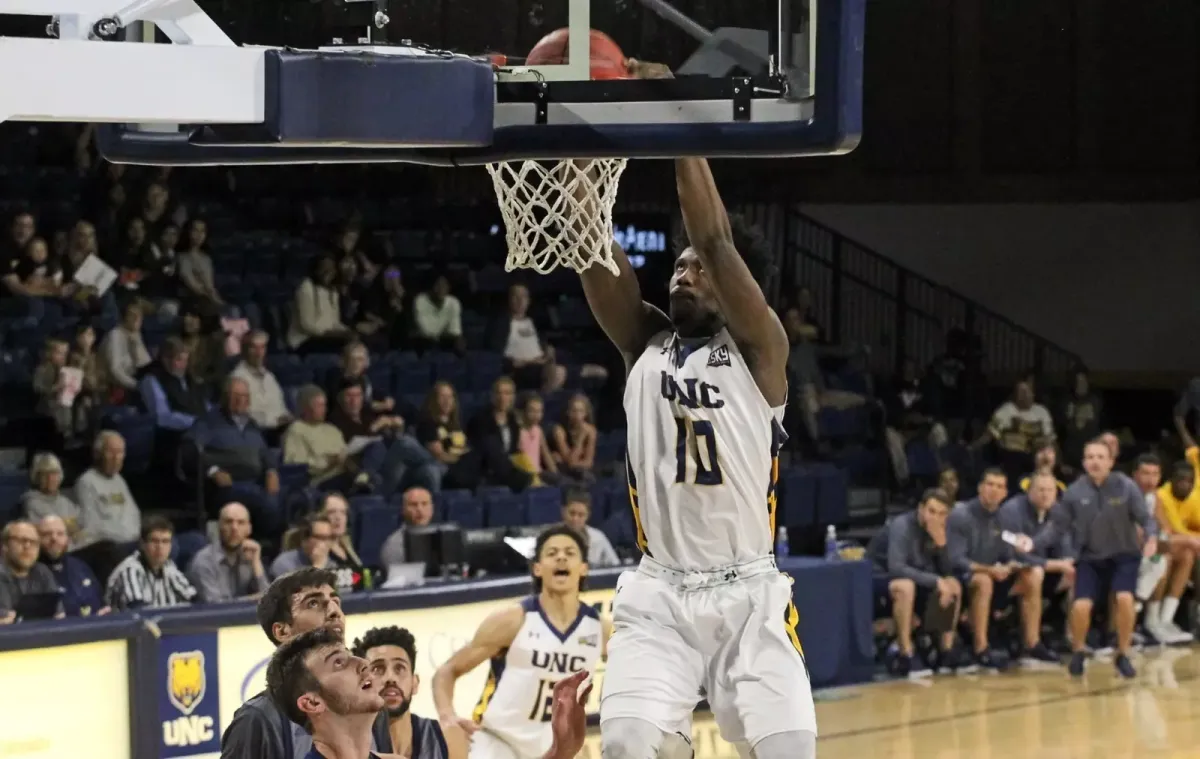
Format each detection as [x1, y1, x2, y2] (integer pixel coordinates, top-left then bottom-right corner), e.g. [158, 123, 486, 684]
[469, 729, 535, 759]
[599, 555, 817, 749]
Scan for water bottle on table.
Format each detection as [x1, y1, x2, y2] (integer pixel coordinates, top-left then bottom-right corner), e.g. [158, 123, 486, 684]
[775, 526, 789, 557]
[824, 525, 839, 561]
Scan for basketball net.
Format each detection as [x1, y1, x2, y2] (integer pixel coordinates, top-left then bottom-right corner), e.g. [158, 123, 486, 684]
[486, 158, 628, 275]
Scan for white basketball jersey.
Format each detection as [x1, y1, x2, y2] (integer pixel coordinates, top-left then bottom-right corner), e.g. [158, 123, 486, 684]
[473, 596, 603, 758]
[624, 329, 786, 571]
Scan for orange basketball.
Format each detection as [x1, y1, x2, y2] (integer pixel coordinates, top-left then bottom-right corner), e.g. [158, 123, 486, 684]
[525, 28, 630, 80]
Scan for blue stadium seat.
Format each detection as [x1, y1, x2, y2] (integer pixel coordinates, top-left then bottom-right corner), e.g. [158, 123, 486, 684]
[355, 503, 400, 567]
[348, 495, 386, 519]
[485, 493, 527, 528]
[274, 364, 315, 388]
[114, 413, 157, 476]
[526, 486, 563, 525]
[303, 353, 342, 375]
[813, 463, 849, 525]
[779, 467, 817, 527]
[442, 492, 483, 529]
[394, 363, 432, 395]
[601, 509, 636, 551]
[466, 352, 503, 390]
[906, 441, 940, 479]
[0, 472, 27, 525]
[171, 530, 209, 571]
[367, 366, 394, 398]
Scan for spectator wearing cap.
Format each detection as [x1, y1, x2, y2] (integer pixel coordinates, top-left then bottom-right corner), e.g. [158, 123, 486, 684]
[230, 330, 292, 445]
[1059, 439, 1158, 678]
[560, 491, 619, 568]
[105, 515, 196, 611]
[413, 274, 465, 355]
[22, 452, 82, 540]
[37, 515, 107, 617]
[283, 385, 373, 493]
[287, 256, 355, 355]
[0, 519, 63, 623]
[328, 378, 438, 495]
[183, 376, 282, 537]
[187, 502, 269, 603]
[948, 467, 1058, 670]
[866, 488, 962, 677]
[98, 300, 151, 403]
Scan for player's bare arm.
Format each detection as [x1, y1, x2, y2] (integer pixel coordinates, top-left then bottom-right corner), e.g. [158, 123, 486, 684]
[579, 237, 671, 370]
[600, 613, 613, 661]
[674, 156, 789, 406]
[432, 604, 525, 735]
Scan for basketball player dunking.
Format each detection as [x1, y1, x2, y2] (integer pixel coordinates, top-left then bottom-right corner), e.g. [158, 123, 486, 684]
[582, 61, 817, 759]
[432, 526, 609, 759]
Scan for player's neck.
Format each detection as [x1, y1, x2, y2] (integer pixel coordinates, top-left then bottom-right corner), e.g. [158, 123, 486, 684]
[539, 590, 581, 630]
[311, 712, 375, 759]
[388, 711, 413, 758]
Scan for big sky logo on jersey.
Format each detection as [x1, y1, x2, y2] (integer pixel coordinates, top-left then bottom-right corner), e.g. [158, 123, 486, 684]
[159, 632, 220, 758]
[660, 371, 724, 409]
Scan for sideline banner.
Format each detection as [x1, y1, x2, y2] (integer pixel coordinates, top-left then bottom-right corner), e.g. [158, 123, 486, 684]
[0, 640, 130, 759]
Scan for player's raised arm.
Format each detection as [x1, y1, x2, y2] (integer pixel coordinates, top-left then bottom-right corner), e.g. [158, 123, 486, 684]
[432, 604, 525, 736]
[674, 156, 789, 404]
[580, 239, 671, 369]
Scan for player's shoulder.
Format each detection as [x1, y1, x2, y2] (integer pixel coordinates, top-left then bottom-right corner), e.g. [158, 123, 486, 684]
[230, 690, 278, 722]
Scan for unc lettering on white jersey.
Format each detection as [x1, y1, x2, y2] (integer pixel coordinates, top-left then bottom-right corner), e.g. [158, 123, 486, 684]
[623, 329, 786, 571]
[473, 597, 603, 758]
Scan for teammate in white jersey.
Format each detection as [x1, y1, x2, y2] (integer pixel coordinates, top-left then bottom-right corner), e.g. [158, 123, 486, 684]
[577, 60, 816, 759]
[432, 525, 609, 759]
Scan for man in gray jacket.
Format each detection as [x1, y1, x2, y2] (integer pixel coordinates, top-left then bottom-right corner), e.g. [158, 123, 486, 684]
[948, 468, 1058, 671]
[220, 567, 392, 759]
[1059, 439, 1158, 679]
[867, 488, 962, 677]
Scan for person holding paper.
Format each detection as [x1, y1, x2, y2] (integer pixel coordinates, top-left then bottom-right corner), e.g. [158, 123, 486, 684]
[283, 385, 376, 495]
[328, 379, 438, 496]
[32, 338, 85, 440]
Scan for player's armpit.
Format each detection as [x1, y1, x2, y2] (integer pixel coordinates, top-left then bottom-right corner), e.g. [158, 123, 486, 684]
[674, 157, 789, 405]
[580, 241, 670, 367]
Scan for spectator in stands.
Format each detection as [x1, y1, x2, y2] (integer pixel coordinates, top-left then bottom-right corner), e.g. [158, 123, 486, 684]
[0, 519, 63, 623]
[8, 236, 66, 301]
[787, 286, 823, 342]
[33, 337, 84, 443]
[183, 376, 282, 536]
[379, 486, 436, 567]
[288, 255, 355, 354]
[177, 219, 226, 313]
[317, 493, 366, 590]
[176, 304, 224, 386]
[490, 283, 568, 392]
[72, 431, 141, 582]
[1174, 377, 1200, 446]
[329, 379, 437, 495]
[1144, 448, 1200, 644]
[141, 222, 180, 316]
[37, 515, 106, 617]
[551, 394, 597, 484]
[415, 381, 481, 491]
[113, 216, 150, 296]
[1018, 439, 1067, 494]
[354, 263, 408, 351]
[1061, 439, 1157, 678]
[98, 300, 151, 403]
[332, 341, 397, 414]
[141, 335, 208, 434]
[867, 489, 962, 677]
[998, 472, 1076, 648]
[105, 514, 196, 611]
[413, 274, 465, 355]
[976, 379, 1055, 485]
[938, 465, 961, 504]
[1058, 368, 1102, 477]
[468, 376, 533, 492]
[781, 304, 866, 456]
[22, 452, 81, 538]
[925, 328, 981, 430]
[231, 329, 292, 443]
[283, 384, 373, 493]
[561, 491, 619, 567]
[138, 181, 186, 234]
[883, 356, 948, 488]
[69, 323, 101, 427]
[2, 210, 36, 262]
[517, 393, 559, 486]
[949, 468, 1056, 669]
[187, 501, 269, 603]
[271, 514, 360, 592]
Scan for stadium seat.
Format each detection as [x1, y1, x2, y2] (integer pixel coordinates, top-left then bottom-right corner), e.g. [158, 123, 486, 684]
[484, 493, 527, 528]
[0, 472, 27, 525]
[114, 413, 157, 476]
[442, 492, 483, 529]
[779, 467, 817, 527]
[813, 463, 850, 525]
[355, 503, 400, 567]
[171, 530, 209, 571]
[348, 495, 386, 519]
[526, 486, 563, 525]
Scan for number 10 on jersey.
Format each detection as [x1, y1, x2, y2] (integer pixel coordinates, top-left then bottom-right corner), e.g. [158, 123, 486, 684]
[674, 416, 723, 485]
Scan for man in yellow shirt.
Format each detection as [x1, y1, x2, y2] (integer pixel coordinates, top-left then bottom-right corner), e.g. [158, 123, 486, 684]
[1147, 449, 1200, 644]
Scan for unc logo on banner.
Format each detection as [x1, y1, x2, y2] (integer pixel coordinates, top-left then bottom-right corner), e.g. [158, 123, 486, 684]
[159, 632, 220, 758]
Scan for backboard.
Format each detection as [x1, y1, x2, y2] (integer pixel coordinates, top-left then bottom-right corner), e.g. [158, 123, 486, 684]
[0, 0, 864, 166]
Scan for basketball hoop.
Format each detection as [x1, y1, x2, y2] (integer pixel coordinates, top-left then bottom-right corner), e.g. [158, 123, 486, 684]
[486, 157, 628, 275]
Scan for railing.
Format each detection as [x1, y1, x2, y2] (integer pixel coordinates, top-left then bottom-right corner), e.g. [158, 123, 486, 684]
[779, 210, 1082, 383]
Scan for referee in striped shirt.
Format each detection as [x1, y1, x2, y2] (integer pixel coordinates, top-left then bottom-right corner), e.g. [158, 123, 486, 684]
[105, 515, 197, 610]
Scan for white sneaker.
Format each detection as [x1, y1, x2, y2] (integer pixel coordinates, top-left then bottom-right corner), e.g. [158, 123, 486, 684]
[1160, 621, 1194, 645]
[1145, 619, 1173, 645]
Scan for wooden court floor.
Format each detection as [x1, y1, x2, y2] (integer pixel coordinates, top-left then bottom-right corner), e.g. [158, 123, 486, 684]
[577, 647, 1200, 758]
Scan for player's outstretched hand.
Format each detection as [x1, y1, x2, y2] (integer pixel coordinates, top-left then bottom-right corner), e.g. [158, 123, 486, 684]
[545, 670, 593, 759]
[626, 58, 673, 80]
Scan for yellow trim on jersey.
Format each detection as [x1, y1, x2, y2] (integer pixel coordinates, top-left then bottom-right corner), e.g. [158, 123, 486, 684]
[472, 668, 498, 723]
[784, 600, 805, 659]
[767, 454, 780, 538]
[628, 483, 649, 555]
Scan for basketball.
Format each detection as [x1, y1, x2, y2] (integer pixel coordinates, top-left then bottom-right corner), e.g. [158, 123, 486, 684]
[525, 28, 630, 80]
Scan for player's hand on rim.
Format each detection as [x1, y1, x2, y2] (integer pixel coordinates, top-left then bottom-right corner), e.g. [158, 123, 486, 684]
[626, 58, 673, 80]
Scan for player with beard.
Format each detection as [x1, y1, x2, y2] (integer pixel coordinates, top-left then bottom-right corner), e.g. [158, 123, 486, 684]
[270, 627, 593, 759]
[433, 525, 607, 759]
[221, 567, 393, 759]
[352, 626, 467, 759]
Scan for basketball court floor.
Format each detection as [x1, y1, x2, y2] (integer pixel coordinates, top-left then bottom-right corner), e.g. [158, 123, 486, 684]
[580, 647, 1200, 759]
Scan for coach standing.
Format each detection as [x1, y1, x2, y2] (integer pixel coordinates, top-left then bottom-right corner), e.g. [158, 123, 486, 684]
[1059, 438, 1158, 679]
